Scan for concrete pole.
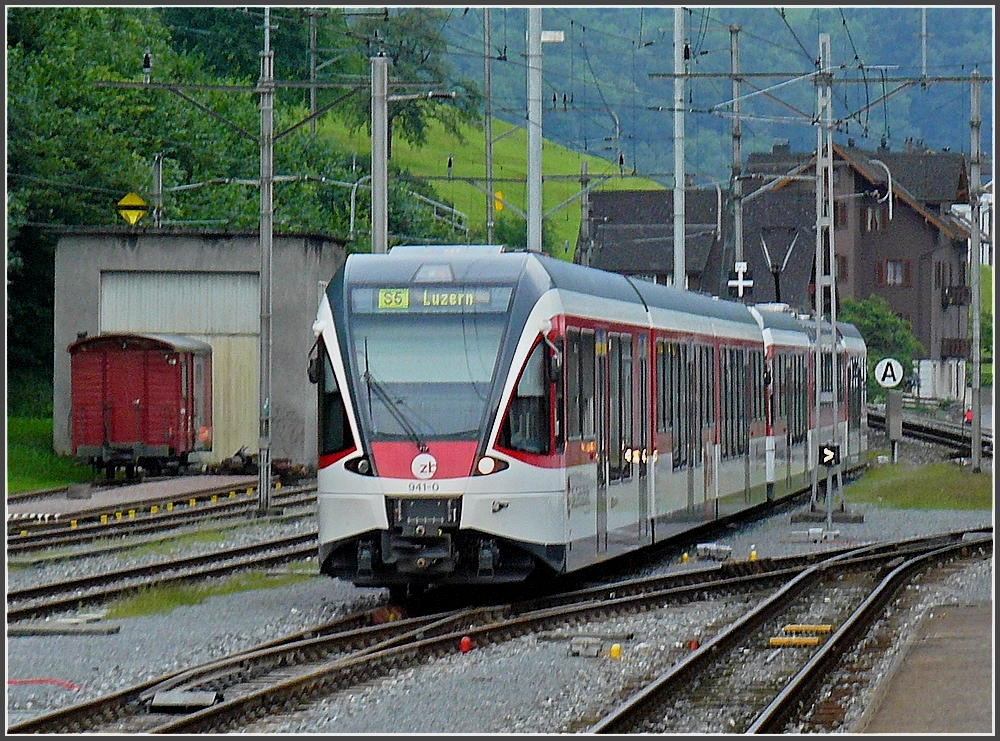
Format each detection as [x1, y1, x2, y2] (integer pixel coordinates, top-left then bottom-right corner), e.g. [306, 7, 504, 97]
[673, 7, 686, 287]
[309, 8, 317, 136]
[526, 7, 542, 253]
[485, 8, 494, 245]
[970, 70, 982, 472]
[257, 7, 274, 514]
[371, 54, 388, 254]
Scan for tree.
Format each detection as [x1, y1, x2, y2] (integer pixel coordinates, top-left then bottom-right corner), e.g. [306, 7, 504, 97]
[5, 7, 479, 416]
[839, 295, 923, 400]
[343, 8, 482, 157]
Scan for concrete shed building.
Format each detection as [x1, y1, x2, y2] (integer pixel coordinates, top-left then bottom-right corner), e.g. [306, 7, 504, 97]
[52, 228, 347, 468]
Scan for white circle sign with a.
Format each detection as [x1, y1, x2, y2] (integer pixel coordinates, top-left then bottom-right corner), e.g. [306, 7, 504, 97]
[874, 357, 904, 388]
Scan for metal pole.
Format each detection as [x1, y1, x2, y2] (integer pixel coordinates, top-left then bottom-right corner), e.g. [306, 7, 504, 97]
[810, 34, 834, 512]
[970, 70, 982, 472]
[731, 26, 743, 274]
[257, 7, 274, 514]
[485, 8, 494, 245]
[673, 7, 686, 287]
[152, 153, 162, 227]
[580, 161, 590, 266]
[526, 7, 542, 253]
[371, 53, 388, 254]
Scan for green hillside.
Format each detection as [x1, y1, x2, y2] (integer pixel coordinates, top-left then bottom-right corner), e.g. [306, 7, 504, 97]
[317, 116, 664, 262]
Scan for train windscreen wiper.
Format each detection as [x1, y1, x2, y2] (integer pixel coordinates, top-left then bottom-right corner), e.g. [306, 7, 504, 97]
[362, 340, 428, 453]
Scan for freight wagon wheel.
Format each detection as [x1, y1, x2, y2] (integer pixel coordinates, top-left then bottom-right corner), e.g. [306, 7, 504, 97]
[104, 463, 116, 481]
[125, 464, 137, 481]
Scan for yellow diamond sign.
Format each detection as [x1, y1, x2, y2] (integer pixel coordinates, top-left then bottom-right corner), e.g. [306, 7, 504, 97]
[117, 192, 148, 226]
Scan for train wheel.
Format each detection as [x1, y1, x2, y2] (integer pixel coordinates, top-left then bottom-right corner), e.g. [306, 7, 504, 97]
[104, 463, 116, 480]
[125, 464, 137, 481]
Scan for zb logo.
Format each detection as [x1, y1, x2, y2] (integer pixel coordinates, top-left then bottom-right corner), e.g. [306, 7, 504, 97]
[411, 453, 438, 479]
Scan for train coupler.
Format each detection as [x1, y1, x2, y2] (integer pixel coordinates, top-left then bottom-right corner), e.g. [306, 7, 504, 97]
[478, 538, 499, 577]
[357, 540, 375, 574]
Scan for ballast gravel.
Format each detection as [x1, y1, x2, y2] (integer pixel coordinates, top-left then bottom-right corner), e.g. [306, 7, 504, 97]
[6, 437, 993, 732]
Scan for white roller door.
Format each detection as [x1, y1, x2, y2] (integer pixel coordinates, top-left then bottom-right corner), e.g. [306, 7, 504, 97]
[100, 271, 259, 463]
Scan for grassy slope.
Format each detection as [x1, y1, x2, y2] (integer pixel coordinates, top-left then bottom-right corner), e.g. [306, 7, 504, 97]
[318, 115, 664, 262]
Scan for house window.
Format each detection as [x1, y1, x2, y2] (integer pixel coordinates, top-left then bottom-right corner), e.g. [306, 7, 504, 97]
[836, 254, 848, 282]
[834, 200, 849, 228]
[876, 259, 913, 287]
[864, 204, 886, 232]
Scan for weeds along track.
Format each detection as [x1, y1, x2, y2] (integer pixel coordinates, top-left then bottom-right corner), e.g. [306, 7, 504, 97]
[7, 528, 990, 735]
[6, 533, 318, 623]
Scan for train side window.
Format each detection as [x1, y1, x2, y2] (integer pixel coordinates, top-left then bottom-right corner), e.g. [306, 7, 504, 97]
[500, 340, 550, 454]
[655, 340, 666, 434]
[580, 330, 596, 438]
[607, 333, 633, 482]
[671, 342, 689, 469]
[319, 340, 355, 456]
[566, 329, 581, 438]
[554, 336, 565, 452]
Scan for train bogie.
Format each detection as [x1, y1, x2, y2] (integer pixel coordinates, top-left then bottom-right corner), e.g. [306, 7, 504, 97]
[312, 245, 867, 594]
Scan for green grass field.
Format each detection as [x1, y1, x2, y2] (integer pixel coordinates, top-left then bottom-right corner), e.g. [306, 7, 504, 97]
[846, 457, 992, 510]
[320, 116, 665, 261]
[6, 417, 93, 493]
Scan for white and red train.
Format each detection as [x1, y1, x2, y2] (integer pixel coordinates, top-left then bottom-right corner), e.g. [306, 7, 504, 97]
[311, 244, 866, 596]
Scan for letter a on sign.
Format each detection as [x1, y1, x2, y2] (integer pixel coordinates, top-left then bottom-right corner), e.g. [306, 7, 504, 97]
[874, 357, 903, 388]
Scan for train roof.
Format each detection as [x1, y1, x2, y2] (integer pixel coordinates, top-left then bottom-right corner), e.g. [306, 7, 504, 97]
[359, 245, 758, 326]
[67, 332, 213, 355]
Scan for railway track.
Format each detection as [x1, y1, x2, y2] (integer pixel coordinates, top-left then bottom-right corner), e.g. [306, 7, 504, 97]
[587, 530, 992, 733]
[6, 533, 318, 623]
[8, 528, 991, 735]
[867, 410, 993, 458]
[7, 483, 317, 555]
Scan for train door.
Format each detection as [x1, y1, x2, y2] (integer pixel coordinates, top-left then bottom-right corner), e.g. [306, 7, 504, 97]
[636, 334, 650, 539]
[106, 347, 145, 445]
[595, 328, 609, 552]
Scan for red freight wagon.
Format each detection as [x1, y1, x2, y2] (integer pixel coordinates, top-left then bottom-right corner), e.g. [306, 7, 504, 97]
[68, 333, 213, 479]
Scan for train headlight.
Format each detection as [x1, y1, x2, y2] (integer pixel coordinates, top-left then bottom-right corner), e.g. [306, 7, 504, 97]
[345, 456, 374, 476]
[475, 456, 509, 476]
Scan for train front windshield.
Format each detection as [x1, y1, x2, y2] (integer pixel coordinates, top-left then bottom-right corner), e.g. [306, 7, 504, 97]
[348, 285, 514, 441]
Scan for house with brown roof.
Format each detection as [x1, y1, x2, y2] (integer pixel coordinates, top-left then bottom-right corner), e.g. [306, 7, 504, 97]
[575, 141, 980, 402]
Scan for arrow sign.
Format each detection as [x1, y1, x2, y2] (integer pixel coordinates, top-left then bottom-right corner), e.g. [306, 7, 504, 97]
[819, 444, 841, 467]
[117, 192, 148, 226]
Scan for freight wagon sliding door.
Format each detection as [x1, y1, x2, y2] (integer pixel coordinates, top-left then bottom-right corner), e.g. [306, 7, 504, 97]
[100, 271, 258, 463]
[106, 348, 145, 445]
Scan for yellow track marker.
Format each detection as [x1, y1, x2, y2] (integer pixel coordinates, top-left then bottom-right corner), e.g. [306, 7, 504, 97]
[783, 624, 833, 634]
[769, 636, 821, 647]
